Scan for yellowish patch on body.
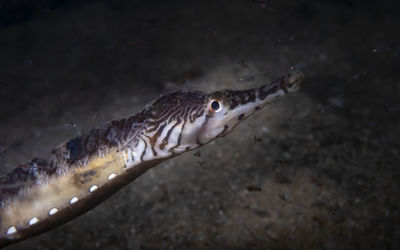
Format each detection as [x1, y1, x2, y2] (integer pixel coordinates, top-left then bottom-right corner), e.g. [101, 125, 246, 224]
[0, 149, 126, 236]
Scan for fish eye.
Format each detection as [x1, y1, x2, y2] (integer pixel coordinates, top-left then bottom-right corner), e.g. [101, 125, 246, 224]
[210, 100, 221, 112]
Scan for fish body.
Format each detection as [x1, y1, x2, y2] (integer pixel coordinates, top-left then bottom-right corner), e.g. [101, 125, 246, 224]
[0, 69, 304, 247]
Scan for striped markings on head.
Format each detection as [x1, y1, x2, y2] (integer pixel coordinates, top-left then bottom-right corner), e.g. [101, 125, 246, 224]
[4, 168, 121, 236]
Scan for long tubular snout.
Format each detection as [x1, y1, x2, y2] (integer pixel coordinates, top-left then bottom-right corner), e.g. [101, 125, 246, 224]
[212, 69, 304, 139]
[256, 69, 304, 106]
[226, 69, 304, 115]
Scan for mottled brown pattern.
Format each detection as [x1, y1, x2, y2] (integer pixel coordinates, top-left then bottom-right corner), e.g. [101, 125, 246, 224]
[258, 80, 280, 100]
[209, 88, 257, 110]
[0, 75, 295, 205]
[76, 170, 97, 185]
[228, 89, 257, 109]
[0, 67, 303, 248]
[0, 158, 55, 201]
[0, 91, 206, 203]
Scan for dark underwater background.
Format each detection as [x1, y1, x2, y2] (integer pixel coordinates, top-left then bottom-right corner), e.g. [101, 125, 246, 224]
[0, 0, 399, 249]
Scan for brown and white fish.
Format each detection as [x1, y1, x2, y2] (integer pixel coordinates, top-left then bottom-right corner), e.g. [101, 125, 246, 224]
[0, 69, 304, 248]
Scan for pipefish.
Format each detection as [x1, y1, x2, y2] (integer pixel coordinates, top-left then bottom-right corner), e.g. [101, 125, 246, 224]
[0, 69, 304, 248]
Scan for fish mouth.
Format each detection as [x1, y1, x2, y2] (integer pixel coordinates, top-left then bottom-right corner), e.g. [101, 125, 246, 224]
[284, 69, 304, 93]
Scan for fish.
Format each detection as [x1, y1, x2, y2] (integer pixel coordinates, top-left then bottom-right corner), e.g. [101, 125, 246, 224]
[0, 68, 304, 248]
